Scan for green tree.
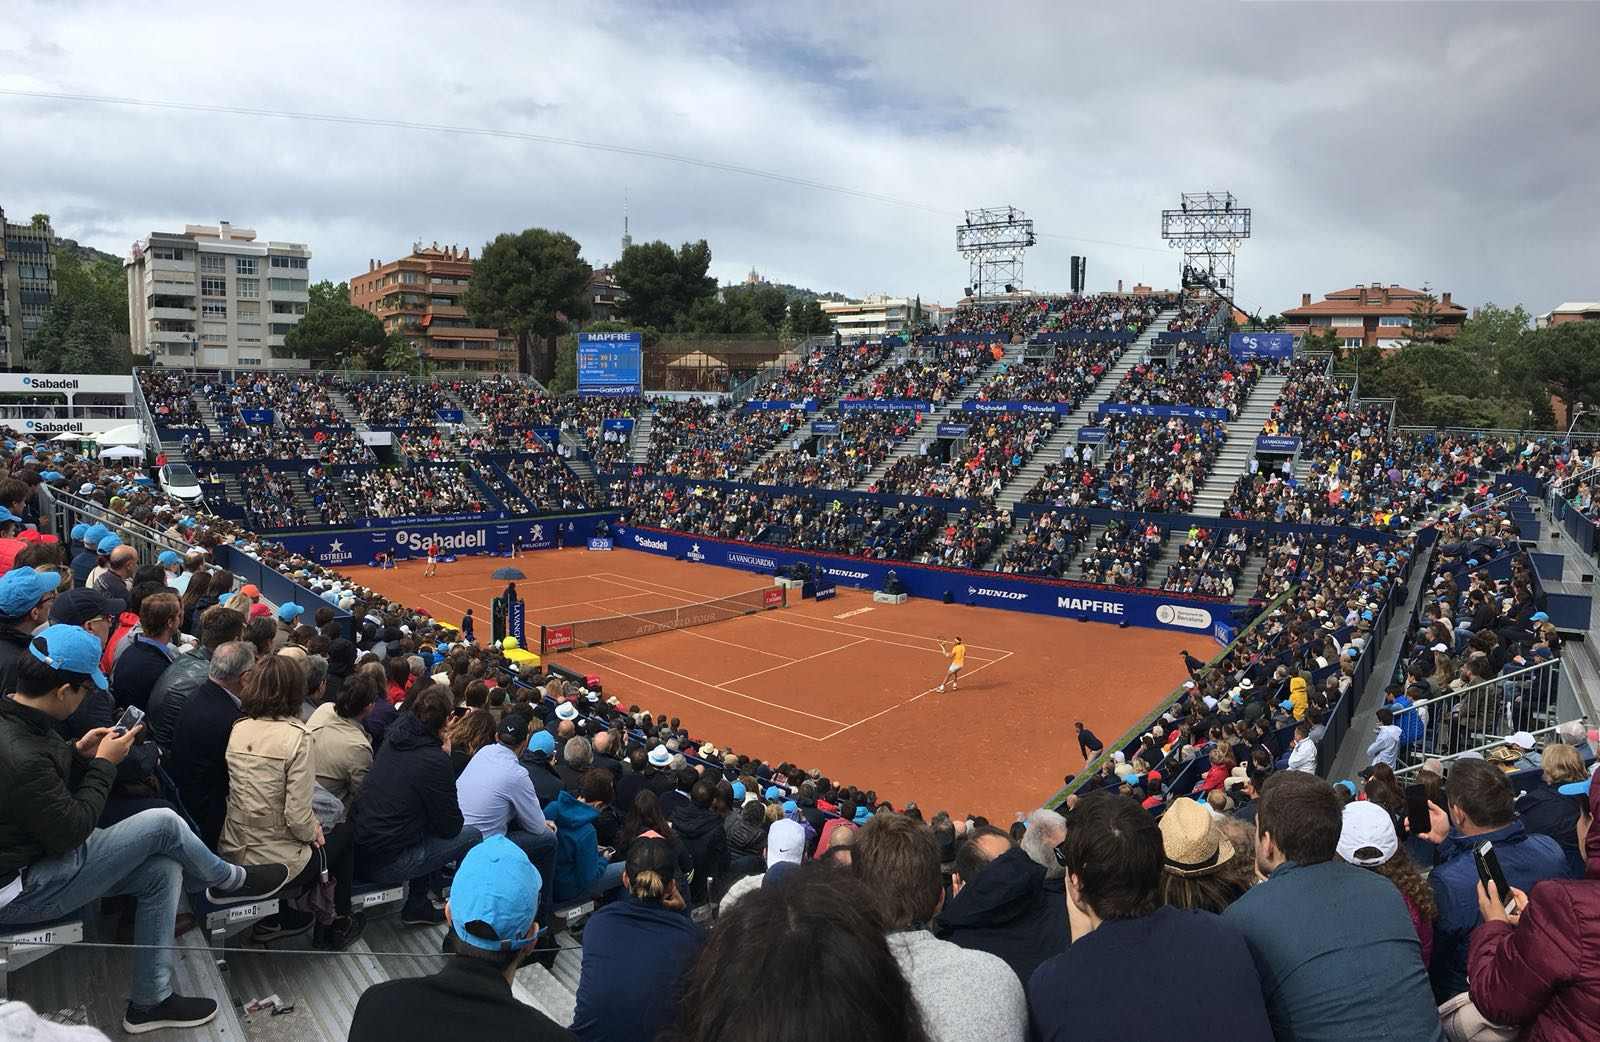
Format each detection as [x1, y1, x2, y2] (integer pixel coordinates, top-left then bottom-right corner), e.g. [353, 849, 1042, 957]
[281, 280, 390, 369]
[1519, 322, 1600, 421]
[786, 297, 833, 338]
[25, 251, 130, 373]
[1453, 303, 1530, 357]
[464, 229, 592, 377]
[1300, 326, 1341, 354]
[382, 333, 425, 377]
[1403, 284, 1442, 346]
[612, 240, 716, 331]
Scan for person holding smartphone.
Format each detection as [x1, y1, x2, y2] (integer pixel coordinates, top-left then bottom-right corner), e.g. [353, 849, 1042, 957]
[1423, 758, 1569, 1002]
[1466, 867, 1600, 1041]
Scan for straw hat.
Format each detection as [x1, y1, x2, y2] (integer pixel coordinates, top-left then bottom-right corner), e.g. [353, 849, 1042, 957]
[1159, 798, 1235, 878]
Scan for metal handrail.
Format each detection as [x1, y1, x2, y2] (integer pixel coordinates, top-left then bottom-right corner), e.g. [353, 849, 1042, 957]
[1393, 721, 1568, 778]
[1390, 657, 1562, 769]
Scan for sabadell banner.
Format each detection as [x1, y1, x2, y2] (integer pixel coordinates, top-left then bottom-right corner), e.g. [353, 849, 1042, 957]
[613, 523, 1226, 634]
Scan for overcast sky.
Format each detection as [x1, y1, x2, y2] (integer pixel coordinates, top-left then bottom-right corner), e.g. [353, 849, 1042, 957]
[2, 1, 1596, 317]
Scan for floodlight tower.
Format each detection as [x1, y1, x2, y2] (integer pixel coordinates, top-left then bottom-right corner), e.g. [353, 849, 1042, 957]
[1161, 191, 1251, 298]
[956, 206, 1035, 300]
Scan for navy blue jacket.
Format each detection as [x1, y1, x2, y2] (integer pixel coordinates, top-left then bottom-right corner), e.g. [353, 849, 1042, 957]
[1428, 820, 1569, 999]
[936, 846, 1067, 984]
[167, 680, 242, 850]
[1028, 906, 1272, 1042]
[354, 711, 464, 870]
[571, 893, 702, 1042]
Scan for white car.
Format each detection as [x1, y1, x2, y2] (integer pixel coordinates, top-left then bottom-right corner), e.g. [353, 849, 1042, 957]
[158, 463, 203, 502]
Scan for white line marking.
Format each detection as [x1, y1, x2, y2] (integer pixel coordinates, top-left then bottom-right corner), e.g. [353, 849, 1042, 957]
[590, 574, 796, 660]
[565, 652, 825, 741]
[579, 644, 847, 726]
[833, 606, 876, 619]
[817, 650, 1015, 741]
[719, 636, 871, 685]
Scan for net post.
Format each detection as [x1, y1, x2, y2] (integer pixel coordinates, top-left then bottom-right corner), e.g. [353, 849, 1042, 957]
[537, 625, 547, 657]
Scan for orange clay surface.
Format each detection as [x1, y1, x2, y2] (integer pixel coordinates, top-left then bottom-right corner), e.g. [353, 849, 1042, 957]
[341, 546, 1197, 819]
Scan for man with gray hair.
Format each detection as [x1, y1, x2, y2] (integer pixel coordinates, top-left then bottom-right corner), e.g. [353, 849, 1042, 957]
[1557, 719, 1594, 763]
[557, 736, 593, 791]
[936, 809, 1070, 982]
[300, 653, 329, 716]
[169, 641, 258, 848]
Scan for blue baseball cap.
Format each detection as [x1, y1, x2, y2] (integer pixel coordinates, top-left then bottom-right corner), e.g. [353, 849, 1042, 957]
[449, 835, 541, 951]
[853, 805, 871, 824]
[1531, 611, 1550, 623]
[81, 523, 109, 546]
[0, 566, 63, 617]
[1557, 775, 1593, 798]
[157, 550, 182, 567]
[764, 785, 783, 800]
[0, 507, 21, 525]
[782, 800, 798, 814]
[96, 534, 122, 554]
[277, 603, 306, 623]
[525, 730, 556, 758]
[730, 781, 746, 801]
[70, 523, 88, 542]
[39, 470, 63, 482]
[28, 623, 109, 690]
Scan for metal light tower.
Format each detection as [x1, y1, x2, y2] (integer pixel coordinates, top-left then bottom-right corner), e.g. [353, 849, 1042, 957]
[1161, 191, 1250, 297]
[957, 206, 1035, 300]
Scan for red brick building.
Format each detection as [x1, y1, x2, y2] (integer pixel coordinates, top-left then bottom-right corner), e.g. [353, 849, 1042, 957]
[1536, 301, 1600, 329]
[1281, 284, 1467, 350]
[349, 244, 516, 373]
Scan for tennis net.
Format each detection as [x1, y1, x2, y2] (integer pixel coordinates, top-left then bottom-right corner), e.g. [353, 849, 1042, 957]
[539, 585, 786, 655]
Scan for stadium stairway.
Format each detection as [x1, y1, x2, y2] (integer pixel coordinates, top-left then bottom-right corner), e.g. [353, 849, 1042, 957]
[440, 388, 484, 431]
[558, 429, 601, 488]
[1189, 372, 1288, 517]
[327, 389, 370, 433]
[987, 305, 1183, 516]
[848, 342, 1025, 492]
[195, 394, 224, 439]
[626, 411, 655, 466]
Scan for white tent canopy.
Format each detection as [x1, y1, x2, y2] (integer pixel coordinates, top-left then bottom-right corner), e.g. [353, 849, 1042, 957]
[93, 424, 144, 447]
[99, 444, 143, 459]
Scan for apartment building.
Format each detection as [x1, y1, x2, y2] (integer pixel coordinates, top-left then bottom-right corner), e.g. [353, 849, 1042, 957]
[349, 243, 515, 373]
[0, 207, 56, 368]
[1281, 283, 1467, 350]
[820, 294, 947, 339]
[126, 222, 311, 368]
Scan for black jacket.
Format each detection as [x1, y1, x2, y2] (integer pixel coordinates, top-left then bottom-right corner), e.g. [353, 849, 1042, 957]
[167, 680, 242, 850]
[520, 752, 564, 806]
[0, 624, 35, 703]
[668, 800, 726, 903]
[112, 638, 176, 714]
[723, 809, 765, 860]
[355, 711, 464, 870]
[147, 647, 213, 751]
[349, 957, 573, 1042]
[0, 697, 117, 888]
[934, 846, 1069, 984]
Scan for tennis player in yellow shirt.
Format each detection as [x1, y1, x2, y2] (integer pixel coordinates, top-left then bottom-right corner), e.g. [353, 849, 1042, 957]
[936, 636, 966, 692]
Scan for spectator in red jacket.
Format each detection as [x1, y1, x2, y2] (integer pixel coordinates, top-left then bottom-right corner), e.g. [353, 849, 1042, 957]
[1467, 874, 1600, 1042]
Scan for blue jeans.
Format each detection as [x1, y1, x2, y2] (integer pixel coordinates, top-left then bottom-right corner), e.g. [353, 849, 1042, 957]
[589, 860, 625, 899]
[358, 826, 481, 900]
[0, 808, 235, 1007]
[504, 827, 557, 926]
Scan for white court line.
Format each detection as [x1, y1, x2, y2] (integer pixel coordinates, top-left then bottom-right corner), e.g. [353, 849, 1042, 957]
[580, 643, 847, 726]
[599, 570, 1013, 654]
[589, 574, 796, 661]
[718, 636, 871, 686]
[818, 650, 1015, 741]
[565, 652, 825, 741]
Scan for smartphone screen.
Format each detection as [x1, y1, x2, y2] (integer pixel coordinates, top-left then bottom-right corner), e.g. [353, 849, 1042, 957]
[113, 704, 145, 735]
[1404, 784, 1431, 836]
[1475, 840, 1517, 913]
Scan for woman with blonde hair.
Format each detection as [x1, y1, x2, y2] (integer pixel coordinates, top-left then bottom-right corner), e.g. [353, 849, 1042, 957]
[1515, 742, 1589, 875]
[572, 835, 704, 1042]
[445, 707, 496, 777]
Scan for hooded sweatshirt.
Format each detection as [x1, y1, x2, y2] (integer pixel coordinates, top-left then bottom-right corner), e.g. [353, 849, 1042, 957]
[353, 711, 464, 870]
[935, 847, 1069, 984]
[1367, 723, 1402, 768]
[1289, 675, 1309, 721]
[544, 790, 604, 902]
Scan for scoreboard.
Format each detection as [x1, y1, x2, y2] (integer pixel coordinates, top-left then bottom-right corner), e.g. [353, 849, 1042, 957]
[577, 332, 643, 397]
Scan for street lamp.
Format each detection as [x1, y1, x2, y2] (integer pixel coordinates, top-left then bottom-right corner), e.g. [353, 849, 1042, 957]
[1565, 401, 1591, 445]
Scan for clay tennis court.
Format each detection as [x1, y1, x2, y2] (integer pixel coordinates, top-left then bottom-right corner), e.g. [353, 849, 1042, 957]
[341, 547, 1199, 817]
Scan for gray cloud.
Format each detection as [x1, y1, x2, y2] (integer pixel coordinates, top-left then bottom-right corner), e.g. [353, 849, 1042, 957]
[0, 0, 1595, 318]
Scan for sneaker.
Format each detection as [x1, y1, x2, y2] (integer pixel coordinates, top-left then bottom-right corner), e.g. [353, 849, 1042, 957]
[936, 685, 945, 693]
[205, 863, 290, 906]
[316, 911, 367, 951]
[400, 900, 444, 926]
[123, 994, 219, 1034]
[249, 908, 314, 943]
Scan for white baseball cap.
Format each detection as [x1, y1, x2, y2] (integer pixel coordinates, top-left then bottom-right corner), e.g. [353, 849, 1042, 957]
[766, 818, 805, 868]
[1337, 801, 1398, 867]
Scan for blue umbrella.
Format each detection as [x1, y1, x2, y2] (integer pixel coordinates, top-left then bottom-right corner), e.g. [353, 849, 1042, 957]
[491, 567, 526, 580]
